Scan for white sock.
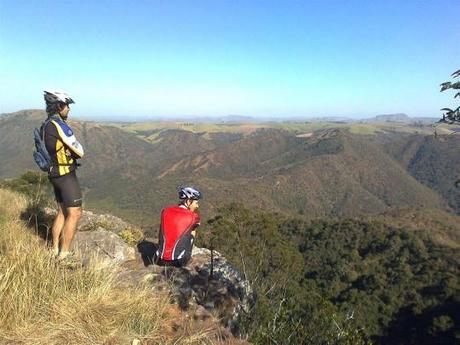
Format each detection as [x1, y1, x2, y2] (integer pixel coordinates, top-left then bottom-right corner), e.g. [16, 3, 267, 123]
[58, 251, 70, 259]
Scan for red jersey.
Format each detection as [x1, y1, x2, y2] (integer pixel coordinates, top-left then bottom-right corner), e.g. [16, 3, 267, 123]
[158, 205, 200, 261]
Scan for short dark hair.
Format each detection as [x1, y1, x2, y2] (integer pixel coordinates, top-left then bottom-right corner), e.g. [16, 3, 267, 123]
[46, 102, 66, 115]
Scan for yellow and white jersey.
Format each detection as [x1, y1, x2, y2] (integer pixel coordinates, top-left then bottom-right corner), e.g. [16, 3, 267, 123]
[43, 115, 84, 177]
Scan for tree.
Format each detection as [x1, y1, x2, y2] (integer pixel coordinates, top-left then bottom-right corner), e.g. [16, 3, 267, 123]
[439, 69, 460, 124]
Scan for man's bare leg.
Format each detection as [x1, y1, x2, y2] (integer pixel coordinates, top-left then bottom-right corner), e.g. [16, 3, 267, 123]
[58, 206, 82, 259]
[51, 203, 66, 256]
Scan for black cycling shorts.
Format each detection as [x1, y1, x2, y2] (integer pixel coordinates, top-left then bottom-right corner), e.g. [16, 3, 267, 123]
[155, 256, 191, 267]
[49, 170, 83, 207]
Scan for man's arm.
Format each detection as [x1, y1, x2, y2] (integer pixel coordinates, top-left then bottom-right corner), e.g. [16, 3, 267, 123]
[51, 119, 84, 158]
[191, 213, 200, 238]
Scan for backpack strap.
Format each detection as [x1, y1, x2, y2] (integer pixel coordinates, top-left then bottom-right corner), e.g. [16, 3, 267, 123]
[40, 117, 52, 140]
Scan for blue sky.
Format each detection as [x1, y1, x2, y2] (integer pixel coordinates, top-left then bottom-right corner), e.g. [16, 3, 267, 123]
[0, 0, 459, 119]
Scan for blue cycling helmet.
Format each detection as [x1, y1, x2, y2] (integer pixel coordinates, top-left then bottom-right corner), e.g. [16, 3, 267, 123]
[179, 186, 202, 200]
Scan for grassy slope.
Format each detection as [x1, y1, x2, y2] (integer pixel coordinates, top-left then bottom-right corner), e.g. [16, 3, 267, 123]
[0, 188, 242, 345]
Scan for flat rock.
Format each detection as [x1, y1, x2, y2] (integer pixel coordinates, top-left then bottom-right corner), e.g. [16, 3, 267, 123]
[73, 227, 136, 269]
[44, 207, 131, 234]
[77, 210, 131, 234]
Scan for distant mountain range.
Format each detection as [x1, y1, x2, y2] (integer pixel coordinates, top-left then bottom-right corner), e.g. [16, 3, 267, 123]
[0, 109, 458, 225]
[11, 110, 437, 124]
[371, 113, 412, 122]
[362, 113, 439, 124]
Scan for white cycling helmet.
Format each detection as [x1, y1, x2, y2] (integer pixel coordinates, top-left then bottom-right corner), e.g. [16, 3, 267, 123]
[178, 186, 202, 200]
[44, 90, 75, 105]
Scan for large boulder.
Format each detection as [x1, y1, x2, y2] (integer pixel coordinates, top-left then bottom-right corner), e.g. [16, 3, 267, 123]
[185, 247, 254, 334]
[44, 208, 132, 234]
[72, 227, 136, 269]
[77, 210, 131, 234]
[125, 243, 255, 335]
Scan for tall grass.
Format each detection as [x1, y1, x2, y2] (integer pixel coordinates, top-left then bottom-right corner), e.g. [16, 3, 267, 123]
[0, 188, 224, 345]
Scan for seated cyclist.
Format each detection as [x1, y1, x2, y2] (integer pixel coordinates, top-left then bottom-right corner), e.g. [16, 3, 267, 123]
[155, 186, 202, 267]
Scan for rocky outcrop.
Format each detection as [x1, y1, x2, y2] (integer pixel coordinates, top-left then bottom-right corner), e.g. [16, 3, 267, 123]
[72, 227, 136, 269]
[44, 208, 132, 234]
[165, 247, 254, 334]
[192, 248, 253, 318]
[77, 210, 132, 234]
[119, 245, 255, 335]
[50, 207, 255, 336]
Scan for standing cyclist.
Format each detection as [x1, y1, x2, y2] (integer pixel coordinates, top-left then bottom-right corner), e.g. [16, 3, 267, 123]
[156, 186, 202, 267]
[43, 90, 84, 260]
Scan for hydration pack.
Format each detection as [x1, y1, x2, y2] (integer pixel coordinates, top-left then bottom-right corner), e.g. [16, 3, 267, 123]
[33, 118, 53, 172]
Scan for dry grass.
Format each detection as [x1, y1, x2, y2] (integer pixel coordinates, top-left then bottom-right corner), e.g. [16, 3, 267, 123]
[0, 188, 228, 345]
[0, 188, 27, 219]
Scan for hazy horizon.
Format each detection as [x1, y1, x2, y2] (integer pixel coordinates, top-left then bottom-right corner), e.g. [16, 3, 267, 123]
[1, 108, 441, 124]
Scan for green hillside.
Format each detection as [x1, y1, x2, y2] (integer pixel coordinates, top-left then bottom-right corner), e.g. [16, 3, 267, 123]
[0, 110, 46, 177]
[149, 128, 446, 218]
[0, 110, 456, 225]
[200, 204, 460, 344]
[383, 134, 460, 214]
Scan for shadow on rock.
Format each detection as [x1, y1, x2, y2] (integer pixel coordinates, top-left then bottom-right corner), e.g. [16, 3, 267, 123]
[137, 240, 158, 266]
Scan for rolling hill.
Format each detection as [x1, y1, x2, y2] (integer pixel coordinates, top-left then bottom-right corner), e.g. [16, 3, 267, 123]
[0, 110, 457, 225]
[383, 133, 460, 214]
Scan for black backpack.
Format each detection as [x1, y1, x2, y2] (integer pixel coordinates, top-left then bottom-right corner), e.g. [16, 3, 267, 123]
[33, 118, 53, 172]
